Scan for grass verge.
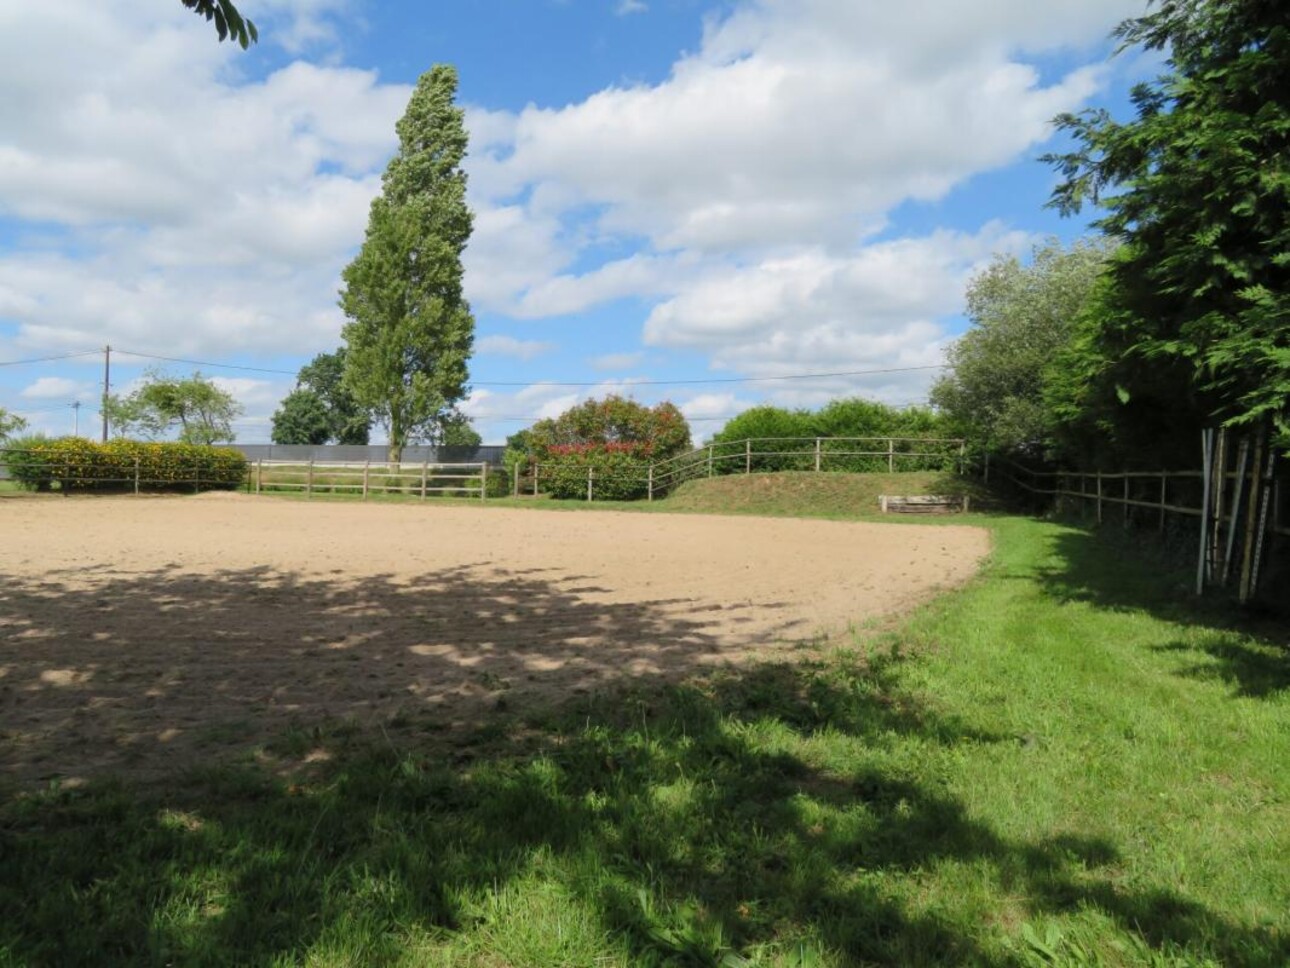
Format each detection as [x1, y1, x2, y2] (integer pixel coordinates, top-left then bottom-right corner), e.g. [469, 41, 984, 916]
[0, 511, 1285, 965]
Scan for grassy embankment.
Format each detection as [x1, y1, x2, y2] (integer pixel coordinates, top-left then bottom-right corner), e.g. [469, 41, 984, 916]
[0, 476, 1286, 966]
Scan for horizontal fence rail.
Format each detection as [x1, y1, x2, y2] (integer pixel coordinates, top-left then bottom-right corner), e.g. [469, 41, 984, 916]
[988, 455, 1288, 538]
[988, 441, 1286, 604]
[251, 460, 488, 501]
[517, 436, 967, 503]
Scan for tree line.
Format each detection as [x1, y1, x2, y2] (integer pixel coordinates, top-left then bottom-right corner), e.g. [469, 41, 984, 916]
[934, 0, 1287, 470]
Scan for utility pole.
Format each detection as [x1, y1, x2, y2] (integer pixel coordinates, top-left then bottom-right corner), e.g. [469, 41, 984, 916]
[101, 344, 111, 442]
[72, 401, 80, 437]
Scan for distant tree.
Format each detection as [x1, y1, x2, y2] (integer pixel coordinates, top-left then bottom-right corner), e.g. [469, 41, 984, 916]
[437, 412, 482, 448]
[929, 239, 1113, 455]
[0, 407, 28, 442]
[104, 369, 242, 444]
[1045, 0, 1290, 453]
[711, 405, 814, 445]
[341, 65, 475, 463]
[271, 390, 331, 445]
[295, 349, 370, 445]
[180, 0, 257, 48]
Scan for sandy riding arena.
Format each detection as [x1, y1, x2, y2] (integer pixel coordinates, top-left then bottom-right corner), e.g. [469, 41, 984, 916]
[1, 495, 989, 783]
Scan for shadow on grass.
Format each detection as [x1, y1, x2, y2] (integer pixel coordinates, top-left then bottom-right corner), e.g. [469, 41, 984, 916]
[1030, 524, 1289, 699]
[2, 654, 1284, 965]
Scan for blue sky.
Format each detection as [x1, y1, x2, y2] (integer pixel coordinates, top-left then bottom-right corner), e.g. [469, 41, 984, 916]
[0, 0, 1152, 444]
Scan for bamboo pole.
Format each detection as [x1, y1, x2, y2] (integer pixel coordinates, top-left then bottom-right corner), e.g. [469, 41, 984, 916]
[1239, 428, 1267, 603]
[1197, 429, 1214, 594]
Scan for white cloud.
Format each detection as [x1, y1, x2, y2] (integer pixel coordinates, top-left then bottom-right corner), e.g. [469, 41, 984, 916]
[0, 0, 1145, 411]
[476, 335, 555, 360]
[478, 0, 1134, 262]
[590, 352, 645, 371]
[616, 0, 649, 15]
[21, 376, 87, 399]
[0, 1, 407, 359]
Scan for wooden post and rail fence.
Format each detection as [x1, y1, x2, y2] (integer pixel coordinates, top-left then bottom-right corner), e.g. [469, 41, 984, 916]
[516, 436, 968, 503]
[988, 439, 1286, 603]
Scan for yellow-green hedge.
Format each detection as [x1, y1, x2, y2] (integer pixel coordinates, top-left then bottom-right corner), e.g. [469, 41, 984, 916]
[4, 438, 247, 492]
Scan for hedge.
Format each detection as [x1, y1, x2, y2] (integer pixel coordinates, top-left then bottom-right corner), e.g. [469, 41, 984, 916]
[2, 438, 247, 493]
[539, 448, 650, 501]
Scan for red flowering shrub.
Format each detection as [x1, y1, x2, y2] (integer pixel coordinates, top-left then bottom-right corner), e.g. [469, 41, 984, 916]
[521, 396, 692, 500]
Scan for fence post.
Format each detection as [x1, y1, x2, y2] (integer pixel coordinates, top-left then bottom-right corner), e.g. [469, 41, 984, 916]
[1159, 474, 1166, 533]
[363, 460, 369, 500]
[307, 460, 314, 499]
[421, 460, 428, 500]
[745, 439, 751, 475]
[958, 439, 966, 476]
[134, 455, 140, 495]
[1096, 471, 1103, 524]
[887, 438, 894, 473]
[814, 438, 821, 473]
[1124, 476, 1130, 528]
[708, 445, 714, 477]
[480, 462, 488, 501]
[255, 459, 263, 495]
[587, 465, 594, 502]
[534, 463, 540, 497]
[983, 452, 990, 484]
[648, 464, 654, 502]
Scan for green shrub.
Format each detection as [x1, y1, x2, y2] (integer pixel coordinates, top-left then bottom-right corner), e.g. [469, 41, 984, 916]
[540, 449, 650, 501]
[2, 438, 246, 493]
[2, 435, 55, 491]
[484, 465, 510, 498]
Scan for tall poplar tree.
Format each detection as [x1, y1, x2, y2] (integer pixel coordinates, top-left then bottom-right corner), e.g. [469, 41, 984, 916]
[340, 65, 474, 462]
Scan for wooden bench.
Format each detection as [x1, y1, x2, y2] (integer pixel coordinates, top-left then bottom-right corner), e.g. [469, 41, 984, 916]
[879, 494, 970, 514]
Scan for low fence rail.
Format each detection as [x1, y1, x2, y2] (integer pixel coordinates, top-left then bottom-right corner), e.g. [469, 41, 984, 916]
[515, 436, 968, 502]
[987, 442, 1286, 603]
[250, 459, 488, 501]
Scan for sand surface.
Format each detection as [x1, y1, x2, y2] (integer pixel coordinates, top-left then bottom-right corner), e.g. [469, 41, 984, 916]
[0, 494, 989, 783]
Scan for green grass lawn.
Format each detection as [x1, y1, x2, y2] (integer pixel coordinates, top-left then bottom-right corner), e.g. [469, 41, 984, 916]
[1, 497, 1286, 965]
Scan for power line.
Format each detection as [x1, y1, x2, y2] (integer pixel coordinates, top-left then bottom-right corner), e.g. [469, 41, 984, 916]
[111, 347, 945, 387]
[114, 349, 297, 376]
[0, 351, 99, 367]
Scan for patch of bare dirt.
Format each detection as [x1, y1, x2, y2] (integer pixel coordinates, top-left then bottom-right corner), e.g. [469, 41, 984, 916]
[0, 496, 989, 784]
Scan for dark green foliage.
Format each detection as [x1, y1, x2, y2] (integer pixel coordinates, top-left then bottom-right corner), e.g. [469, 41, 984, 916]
[1046, 0, 1290, 456]
[179, 0, 257, 48]
[438, 412, 481, 448]
[526, 397, 692, 500]
[1, 434, 53, 491]
[341, 66, 475, 462]
[930, 239, 1114, 457]
[104, 369, 242, 445]
[270, 390, 331, 445]
[296, 349, 371, 445]
[4, 438, 246, 492]
[709, 399, 953, 473]
[539, 448, 652, 501]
